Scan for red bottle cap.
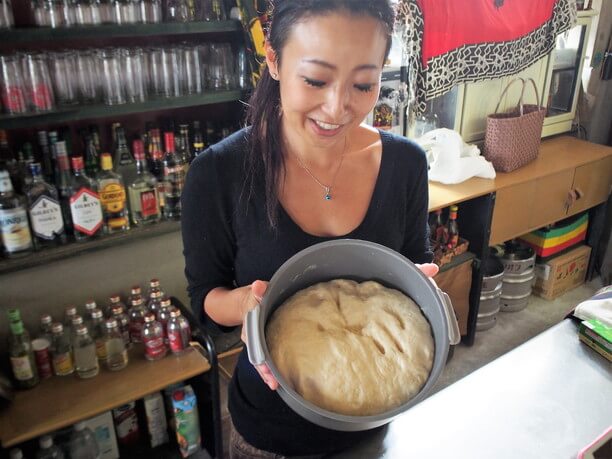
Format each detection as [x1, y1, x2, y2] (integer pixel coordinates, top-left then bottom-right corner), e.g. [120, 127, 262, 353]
[164, 132, 175, 153]
[71, 156, 84, 171]
[133, 139, 145, 160]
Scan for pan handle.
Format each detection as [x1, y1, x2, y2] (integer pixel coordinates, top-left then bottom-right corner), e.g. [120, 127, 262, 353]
[438, 289, 461, 345]
[246, 304, 267, 366]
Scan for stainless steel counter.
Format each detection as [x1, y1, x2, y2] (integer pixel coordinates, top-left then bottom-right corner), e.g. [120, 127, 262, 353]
[331, 319, 612, 459]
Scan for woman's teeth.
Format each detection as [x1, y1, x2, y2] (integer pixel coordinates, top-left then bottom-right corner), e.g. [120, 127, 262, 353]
[314, 120, 341, 130]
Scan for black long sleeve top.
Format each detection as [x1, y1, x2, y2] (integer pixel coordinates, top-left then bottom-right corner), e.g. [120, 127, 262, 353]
[181, 127, 432, 456]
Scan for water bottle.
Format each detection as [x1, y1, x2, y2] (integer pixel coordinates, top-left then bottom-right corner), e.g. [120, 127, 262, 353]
[68, 422, 100, 459]
[36, 435, 64, 459]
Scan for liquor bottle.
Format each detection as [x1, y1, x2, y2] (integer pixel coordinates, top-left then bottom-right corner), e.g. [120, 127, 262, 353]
[148, 129, 165, 217]
[113, 126, 136, 186]
[90, 309, 108, 362]
[98, 153, 129, 233]
[0, 129, 11, 170]
[48, 131, 60, 186]
[89, 124, 102, 153]
[128, 295, 146, 343]
[177, 124, 192, 166]
[127, 285, 142, 308]
[128, 139, 160, 226]
[110, 304, 131, 348]
[73, 324, 99, 379]
[434, 209, 448, 247]
[83, 135, 100, 179]
[105, 318, 128, 371]
[156, 297, 172, 345]
[68, 156, 104, 241]
[7, 309, 39, 389]
[18, 144, 35, 192]
[142, 312, 167, 361]
[37, 131, 55, 184]
[0, 169, 33, 257]
[148, 289, 163, 316]
[162, 132, 184, 220]
[64, 305, 77, 336]
[192, 121, 205, 158]
[205, 121, 216, 146]
[39, 313, 54, 342]
[167, 307, 191, 355]
[446, 205, 460, 249]
[24, 162, 67, 249]
[54, 141, 74, 236]
[50, 322, 75, 376]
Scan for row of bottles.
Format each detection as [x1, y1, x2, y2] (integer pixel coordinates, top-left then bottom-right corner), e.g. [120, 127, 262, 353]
[9, 422, 99, 459]
[6, 278, 192, 390]
[429, 204, 460, 251]
[0, 120, 235, 258]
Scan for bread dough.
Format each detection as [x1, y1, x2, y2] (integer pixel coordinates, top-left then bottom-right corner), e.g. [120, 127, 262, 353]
[266, 279, 434, 416]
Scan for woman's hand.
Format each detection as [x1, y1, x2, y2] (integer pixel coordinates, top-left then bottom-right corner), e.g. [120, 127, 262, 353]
[415, 263, 439, 280]
[240, 280, 279, 391]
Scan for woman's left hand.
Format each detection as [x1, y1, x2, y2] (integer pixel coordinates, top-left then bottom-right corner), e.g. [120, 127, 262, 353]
[415, 263, 439, 278]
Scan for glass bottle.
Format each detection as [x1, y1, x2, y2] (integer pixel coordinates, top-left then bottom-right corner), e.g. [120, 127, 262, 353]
[68, 156, 103, 241]
[110, 304, 131, 347]
[434, 209, 448, 248]
[107, 294, 125, 317]
[73, 324, 99, 379]
[446, 205, 460, 249]
[70, 314, 85, 343]
[83, 135, 100, 179]
[156, 297, 172, 345]
[68, 422, 100, 459]
[147, 289, 163, 316]
[39, 313, 53, 342]
[192, 121, 205, 158]
[148, 129, 165, 217]
[83, 299, 97, 327]
[177, 124, 192, 167]
[18, 143, 36, 192]
[142, 312, 166, 361]
[105, 318, 128, 371]
[162, 132, 184, 220]
[167, 307, 191, 355]
[25, 162, 67, 249]
[128, 295, 146, 343]
[97, 153, 129, 233]
[7, 308, 39, 389]
[112, 126, 136, 186]
[36, 131, 54, 184]
[128, 139, 160, 226]
[63, 305, 77, 335]
[127, 284, 142, 307]
[36, 434, 65, 459]
[90, 308, 108, 362]
[50, 322, 74, 376]
[0, 169, 33, 257]
[53, 141, 74, 236]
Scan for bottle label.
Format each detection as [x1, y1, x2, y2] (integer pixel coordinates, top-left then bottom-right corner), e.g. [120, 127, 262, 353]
[168, 329, 185, 353]
[10, 355, 34, 381]
[29, 195, 64, 240]
[140, 190, 158, 217]
[70, 188, 103, 236]
[163, 165, 185, 194]
[100, 182, 127, 213]
[0, 175, 13, 192]
[53, 352, 74, 375]
[448, 234, 459, 249]
[96, 338, 108, 360]
[144, 336, 166, 358]
[0, 207, 33, 252]
[130, 321, 143, 343]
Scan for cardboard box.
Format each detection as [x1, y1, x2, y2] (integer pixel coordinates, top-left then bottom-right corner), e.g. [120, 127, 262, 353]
[82, 411, 119, 459]
[533, 244, 591, 300]
[519, 212, 588, 258]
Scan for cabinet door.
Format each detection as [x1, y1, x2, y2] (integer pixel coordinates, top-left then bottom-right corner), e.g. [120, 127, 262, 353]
[490, 181, 536, 245]
[531, 169, 576, 228]
[568, 156, 612, 216]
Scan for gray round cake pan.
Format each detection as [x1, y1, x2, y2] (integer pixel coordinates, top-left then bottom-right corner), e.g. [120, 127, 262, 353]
[245, 239, 460, 432]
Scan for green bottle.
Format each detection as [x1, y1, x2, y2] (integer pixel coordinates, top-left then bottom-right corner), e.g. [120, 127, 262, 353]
[7, 309, 39, 389]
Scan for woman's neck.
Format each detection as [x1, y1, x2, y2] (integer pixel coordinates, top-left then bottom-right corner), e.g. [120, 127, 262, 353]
[280, 118, 347, 169]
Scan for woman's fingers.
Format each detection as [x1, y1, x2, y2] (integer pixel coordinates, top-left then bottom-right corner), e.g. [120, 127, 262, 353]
[256, 363, 279, 390]
[416, 262, 439, 278]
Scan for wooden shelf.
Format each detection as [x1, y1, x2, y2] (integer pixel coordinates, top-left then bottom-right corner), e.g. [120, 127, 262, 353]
[0, 20, 241, 45]
[0, 344, 210, 448]
[0, 90, 245, 130]
[0, 220, 180, 275]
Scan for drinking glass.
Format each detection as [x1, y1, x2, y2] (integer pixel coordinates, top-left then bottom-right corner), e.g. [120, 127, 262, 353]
[98, 0, 113, 23]
[207, 43, 233, 90]
[22, 52, 55, 112]
[122, 47, 147, 103]
[99, 48, 126, 105]
[0, 54, 27, 114]
[201, 0, 226, 21]
[76, 50, 98, 103]
[139, 0, 161, 23]
[112, 0, 140, 24]
[0, 0, 14, 29]
[181, 44, 203, 95]
[236, 47, 250, 90]
[49, 50, 79, 105]
[75, 0, 102, 25]
[146, 47, 164, 96]
[165, 0, 194, 22]
[161, 47, 182, 98]
[59, 0, 76, 27]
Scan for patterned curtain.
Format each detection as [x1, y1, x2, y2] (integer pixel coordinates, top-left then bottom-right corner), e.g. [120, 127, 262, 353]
[395, 0, 578, 115]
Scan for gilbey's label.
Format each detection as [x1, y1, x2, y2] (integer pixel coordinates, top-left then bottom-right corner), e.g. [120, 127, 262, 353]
[29, 195, 64, 240]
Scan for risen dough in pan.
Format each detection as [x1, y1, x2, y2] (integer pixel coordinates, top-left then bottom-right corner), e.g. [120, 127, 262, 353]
[266, 279, 434, 416]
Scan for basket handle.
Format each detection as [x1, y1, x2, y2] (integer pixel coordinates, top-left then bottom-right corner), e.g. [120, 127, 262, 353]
[521, 77, 541, 108]
[494, 77, 525, 115]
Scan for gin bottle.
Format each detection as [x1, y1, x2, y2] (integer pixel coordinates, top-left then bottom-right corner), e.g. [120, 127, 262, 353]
[128, 139, 160, 226]
[24, 162, 66, 249]
[50, 322, 74, 376]
[73, 324, 99, 379]
[98, 153, 129, 233]
[0, 169, 33, 257]
[7, 309, 39, 389]
[162, 132, 184, 220]
[90, 308, 108, 362]
[68, 156, 103, 241]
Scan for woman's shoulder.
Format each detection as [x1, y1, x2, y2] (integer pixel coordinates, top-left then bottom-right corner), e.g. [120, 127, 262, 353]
[189, 126, 250, 173]
[379, 129, 427, 167]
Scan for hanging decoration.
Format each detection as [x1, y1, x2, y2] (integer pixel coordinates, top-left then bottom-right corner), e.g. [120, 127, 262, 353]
[395, 0, 578, 116]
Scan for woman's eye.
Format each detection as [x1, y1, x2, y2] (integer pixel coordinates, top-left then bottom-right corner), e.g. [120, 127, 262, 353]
[303, 77, 326, 88]
[355, 84, 373, 93]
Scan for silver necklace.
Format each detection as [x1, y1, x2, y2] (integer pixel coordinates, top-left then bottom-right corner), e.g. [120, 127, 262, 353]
[294, 141, 346, 200]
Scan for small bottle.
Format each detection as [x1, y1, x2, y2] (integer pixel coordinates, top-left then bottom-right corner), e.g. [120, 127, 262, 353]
[83, 299, 98, 327]
[105, 318, 128, 371]
[39, 313, 54, 341]
[7, 308, 39, 389]
[107, 294, 126, 318]
[147, 277, 164, 301]
[68, 156, 104, 241]
[433, 209, 447, 247]
[110, 304, 131, 347]
[156, 297, 172, 344]
[147, 289, 163, 316]
[128, 295, 146, 343]
[73, 324, 99, 379]
[192, 121, 205, 158]
[98, 153, 129, 233]
[446, 205, 460, 249]
[128, 139, 161, 226]
[0, 169, 33, 257]
[142, 312, 167, 361]
[63, 305, 77, 336]
[68, 422, 100, 459]
[127, 285, 142, 309]
[90, 309, 108, 362]
[70, 315, 85, 342]
[167, 307, 191, 355]
[162, 132, 184, 220]
[36, 435, 65, 459]
[50, 322, 74, 376]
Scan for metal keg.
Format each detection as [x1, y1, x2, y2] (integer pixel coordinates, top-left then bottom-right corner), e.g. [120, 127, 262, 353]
[495, 242, 536, 313]
[477, 256, 504, 331]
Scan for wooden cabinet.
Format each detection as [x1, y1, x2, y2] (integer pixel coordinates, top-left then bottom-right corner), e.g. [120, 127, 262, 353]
[568, 156, 612, 215]
[490, 182, 536, 245]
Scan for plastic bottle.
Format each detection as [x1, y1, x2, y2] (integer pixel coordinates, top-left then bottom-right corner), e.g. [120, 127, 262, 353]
[68, 422, 100, 459]
[36, 435, 64, 459]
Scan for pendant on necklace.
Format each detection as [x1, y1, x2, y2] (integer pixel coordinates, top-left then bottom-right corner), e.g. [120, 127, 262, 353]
[324, 187, 332, 200]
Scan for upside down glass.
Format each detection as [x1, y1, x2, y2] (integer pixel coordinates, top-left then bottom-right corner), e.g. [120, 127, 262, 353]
[181, 44, 203, 95]
[22, 53, 55, 112]
[76, 50, 98, 103]
[99, 48, 126, 105]
[122, 47, 147, 103]
[0, 54, 27, 114]
[49, 51, 79, 106]
[161, 47, 182, 98]
[0, 0, 14, 29]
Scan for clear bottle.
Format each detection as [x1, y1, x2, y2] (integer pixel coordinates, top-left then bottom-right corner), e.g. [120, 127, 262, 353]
[192, 121, 205, 158]
[70, 315, 85, 343]
[68, 422, 100, 459]
[110, 304, 131, 347]
[7, 308, 39, 389]
[68, 156, 104, 241]
[147, 289, 163, 316]
[142, 312, 167, 361]
[97, 153, 129, 233]
[50, 322, 74, 376]
[104, 318, 128, 371]
[167, 307, 191, 355]
[128, 139, 160, 226]
[83, 299, 98, 327]
[107, 294, 125, 318]
[127, 284, 142, 308]
[63, 305, 78, 336]
[9, 448, 24, 459]
[90, 309, 108, 362]
[0, 169, 33, 257]
[73, 324, 99, 379]
[162, 132, 184, 220]
[156, 297, 172, 345]
[128, 295, 146, 343]
[147, 277, 164, 301]
[39, 313, 54, 341]
[24, 162, 67, 249]
[112, 126, 136, 186]
[36, 435, 65, 459]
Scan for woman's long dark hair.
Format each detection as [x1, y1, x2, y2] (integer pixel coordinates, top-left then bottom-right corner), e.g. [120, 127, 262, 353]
[244, 0, 396, 230]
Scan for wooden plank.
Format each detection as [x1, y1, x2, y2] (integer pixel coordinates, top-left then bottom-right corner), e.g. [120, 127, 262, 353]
[218, 347, 243, 380]
[0, 344, 210, 448]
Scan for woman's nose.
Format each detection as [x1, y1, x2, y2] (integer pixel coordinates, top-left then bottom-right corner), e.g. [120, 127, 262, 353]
[323, 85, 350, 120]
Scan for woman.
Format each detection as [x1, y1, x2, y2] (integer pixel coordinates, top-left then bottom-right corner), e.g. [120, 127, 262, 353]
[181, 1, 437, 457]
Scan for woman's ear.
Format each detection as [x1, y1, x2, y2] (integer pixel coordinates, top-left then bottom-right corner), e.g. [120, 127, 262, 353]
[265, 41, 279, 80]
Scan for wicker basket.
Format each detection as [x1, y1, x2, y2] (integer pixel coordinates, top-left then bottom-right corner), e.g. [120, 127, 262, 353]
[483, 78, 546, 173]
[433, 238, 470, 267]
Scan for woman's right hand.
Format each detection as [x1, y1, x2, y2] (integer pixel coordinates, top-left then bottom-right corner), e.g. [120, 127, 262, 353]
[240, 280, 279, 391]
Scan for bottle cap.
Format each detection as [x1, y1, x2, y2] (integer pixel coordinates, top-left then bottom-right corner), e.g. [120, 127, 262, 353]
[131, 295, 143, 307]
[71, 156, 85, 171]
[131, 285, 141, 295]
[144, 312, 156, 323]
[39, 435, 53, 449]
[151, 290, 162, 299]
[91, 308, 104, 319]
[85, 300, 97, 310]
[450, 205, 458, 212]
[109, 294, 121, 303]
[40, 313, 52, 325]
[169, 307, 182, 318]
[75, 324, 88, 336]
[105, 318, 118, 329]
[111, 305, 124, 315]
[100, 153, 113, 171]
[51, 322, 64, 333]
[29, 162, 42, 176]
[7, 309, 21, 322]
[72, 315, 84, 326]
[173, 390, 185, 401]
[133, 139, 145, 160]
[149, 278, 160, 288]
[65, 306, 77, 316]
[160, 297, 172, 308]
[74, 421, 86, 431]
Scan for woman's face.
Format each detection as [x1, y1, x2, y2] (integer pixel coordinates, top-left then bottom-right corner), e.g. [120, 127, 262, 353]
[267, 12, 388, 151]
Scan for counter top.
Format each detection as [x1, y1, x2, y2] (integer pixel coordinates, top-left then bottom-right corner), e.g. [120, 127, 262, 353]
[331, 319, 612, 459]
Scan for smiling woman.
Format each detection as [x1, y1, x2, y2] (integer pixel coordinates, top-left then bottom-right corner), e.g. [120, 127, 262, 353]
[181, 1, 435, 458]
